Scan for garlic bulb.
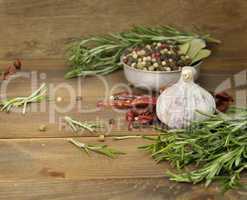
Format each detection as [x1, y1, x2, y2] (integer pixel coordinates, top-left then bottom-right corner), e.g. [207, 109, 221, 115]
[156, 67, 216, 128]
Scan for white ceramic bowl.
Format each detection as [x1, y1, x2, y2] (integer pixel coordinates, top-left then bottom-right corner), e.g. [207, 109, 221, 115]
[122, 60, 201, 91]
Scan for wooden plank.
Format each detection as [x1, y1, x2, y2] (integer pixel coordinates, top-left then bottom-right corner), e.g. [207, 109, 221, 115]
[0, 137, 169, 181]
[0, 137, 246, 200]
[0, 111, 158, 139]
[0, 0, 247, 60]
[0, 178, 246, 200]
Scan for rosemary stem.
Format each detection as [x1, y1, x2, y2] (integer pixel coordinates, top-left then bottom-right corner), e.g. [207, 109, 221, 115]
[64, 116, 98, 133]
[113, 136, 142, 140]
[68, 138, 86, 149]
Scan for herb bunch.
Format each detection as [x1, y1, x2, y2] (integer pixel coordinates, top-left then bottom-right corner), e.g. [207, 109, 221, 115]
[139, 107, 247, 190]
[0, 83, 47, 114]
[69, 138, 125, 158]
[65, 26, 220, 79]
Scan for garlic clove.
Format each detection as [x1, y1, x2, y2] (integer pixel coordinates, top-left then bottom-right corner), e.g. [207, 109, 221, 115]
[181, 66, 196, 82]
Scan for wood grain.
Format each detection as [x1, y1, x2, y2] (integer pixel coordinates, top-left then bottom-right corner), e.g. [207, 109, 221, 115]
[0, 178, 246, 200]
[0, 138, 246, 200]
[0, 137, 168, 181]
[0, 0, 247, 60]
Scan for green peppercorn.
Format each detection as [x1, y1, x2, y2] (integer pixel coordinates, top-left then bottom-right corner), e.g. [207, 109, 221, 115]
[153, 63, 159, 68]
[132, 53, 138, 59]
[136, 63, 142, 68]
[161, 61, 167, 66]
[145, 61, 152, 67]
[167, 50, 172, 55]
[165, 67, 171, 71]
[146, 44, 151, 49]
[131, 63, 136, 68]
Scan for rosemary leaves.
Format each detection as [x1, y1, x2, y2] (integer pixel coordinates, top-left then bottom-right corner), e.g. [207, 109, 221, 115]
[69, 138, 125, 158]
[0, 83, 47, 114]
[65, 26, 220, 78]
[64, 116, 102, 133]
[139, 107, 247, 190]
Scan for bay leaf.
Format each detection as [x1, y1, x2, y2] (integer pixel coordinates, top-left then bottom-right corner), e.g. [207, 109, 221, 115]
[192, 49, 211, 64]
[187, 39, 206, 58]
[179, 42, 190, 55]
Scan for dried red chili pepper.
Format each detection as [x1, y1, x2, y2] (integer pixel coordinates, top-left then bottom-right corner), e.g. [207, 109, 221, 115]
[1, 59, 22, 81]
[97, 92, 157, 109]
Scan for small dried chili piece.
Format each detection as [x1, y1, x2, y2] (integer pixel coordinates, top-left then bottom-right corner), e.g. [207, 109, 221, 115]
[1, 59, 22, 81]
[7, 65, 17, 75]
[13, 58, 22, 70]
[215, 91, 234, 112]
[126, 108, 157, 130]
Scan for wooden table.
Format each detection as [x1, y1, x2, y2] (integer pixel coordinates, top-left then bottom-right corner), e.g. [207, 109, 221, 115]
[0, 58, 246, 200]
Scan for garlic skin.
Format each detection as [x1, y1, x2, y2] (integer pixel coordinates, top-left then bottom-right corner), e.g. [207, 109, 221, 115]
[156, 67, 216, 129]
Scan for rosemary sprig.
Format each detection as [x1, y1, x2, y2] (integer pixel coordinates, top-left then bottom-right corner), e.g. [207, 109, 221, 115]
[0, 83, 47, 114]
[68, 138, 125, 158]
[64, 116, 102, 133]
[65, 26, 220, 79]
[139, 107, 247, 190]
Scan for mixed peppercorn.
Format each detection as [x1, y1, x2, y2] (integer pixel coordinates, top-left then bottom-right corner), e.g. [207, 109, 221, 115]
[122, 42, 192, 71]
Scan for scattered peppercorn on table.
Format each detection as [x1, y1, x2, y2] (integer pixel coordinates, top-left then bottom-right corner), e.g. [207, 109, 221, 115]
[0, 59, 246, 199]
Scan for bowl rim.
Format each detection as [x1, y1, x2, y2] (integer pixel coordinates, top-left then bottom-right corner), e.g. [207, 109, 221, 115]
[122, 60, 202, 74]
